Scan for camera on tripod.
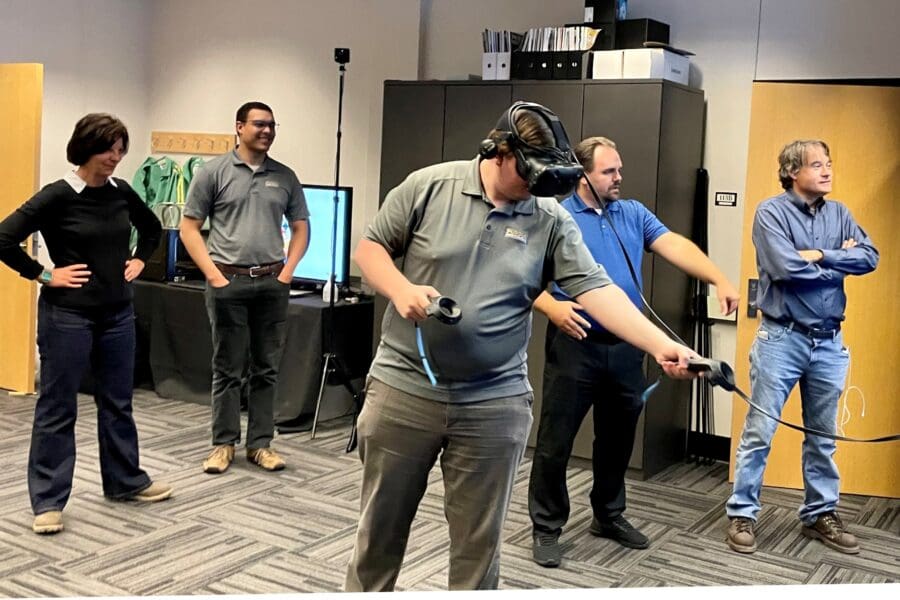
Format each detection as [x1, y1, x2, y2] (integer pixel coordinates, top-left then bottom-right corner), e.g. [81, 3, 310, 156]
[334, 47, 350, 65]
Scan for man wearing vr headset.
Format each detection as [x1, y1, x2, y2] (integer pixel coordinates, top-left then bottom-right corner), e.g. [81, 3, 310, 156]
[345, 102, 698, 592]
[528, 136, 740, 568]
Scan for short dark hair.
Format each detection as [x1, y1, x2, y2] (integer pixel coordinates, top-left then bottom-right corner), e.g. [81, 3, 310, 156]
[65, 113, 129, 166]
[236, 101, 274, 122]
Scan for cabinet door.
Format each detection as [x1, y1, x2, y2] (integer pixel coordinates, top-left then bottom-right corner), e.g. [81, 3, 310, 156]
[512, 83, 584, 145]
[380, 84, 445, 205]
[582, 83, 662, 209]
[443, 85, 511, 161]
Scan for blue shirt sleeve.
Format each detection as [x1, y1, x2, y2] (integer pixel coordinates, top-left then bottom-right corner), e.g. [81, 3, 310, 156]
[753, 203, 841, 284]
[818, 203, 878, 275]
[639, 203, 669, 250]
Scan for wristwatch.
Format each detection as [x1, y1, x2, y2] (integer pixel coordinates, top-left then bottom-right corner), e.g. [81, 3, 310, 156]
[38, 270, 52, 285]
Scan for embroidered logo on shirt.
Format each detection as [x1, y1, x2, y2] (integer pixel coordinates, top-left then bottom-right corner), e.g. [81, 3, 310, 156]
[265, 180, 280, 188]
[505, 227, 527, 244]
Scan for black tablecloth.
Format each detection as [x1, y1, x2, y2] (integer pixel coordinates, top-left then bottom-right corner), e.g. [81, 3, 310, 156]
[134, 280, 373, 428]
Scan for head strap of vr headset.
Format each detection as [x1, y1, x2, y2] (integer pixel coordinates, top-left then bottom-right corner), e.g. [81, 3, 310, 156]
[493, 101, 575, 162]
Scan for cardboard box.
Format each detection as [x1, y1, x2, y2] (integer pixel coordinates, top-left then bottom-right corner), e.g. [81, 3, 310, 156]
[590, 50, 624, 79]
[622, 48, 689, 85]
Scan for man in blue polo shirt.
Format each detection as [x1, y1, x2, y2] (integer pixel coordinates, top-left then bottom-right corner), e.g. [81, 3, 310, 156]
[725, 139, 878, 555]
[529, 136, 740, 567]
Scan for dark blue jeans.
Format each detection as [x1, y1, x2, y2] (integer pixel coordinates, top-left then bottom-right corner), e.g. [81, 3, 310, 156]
[29, 296, 151, 514]
[204, 273, 290, 449]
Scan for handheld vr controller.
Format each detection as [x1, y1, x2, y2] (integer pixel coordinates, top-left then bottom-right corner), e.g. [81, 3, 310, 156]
[425, 295, 462, 325]
[416, 295, 462, 387]
[686, 358, 736, 392]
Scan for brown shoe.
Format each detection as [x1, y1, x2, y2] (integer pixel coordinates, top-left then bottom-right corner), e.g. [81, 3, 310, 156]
[726, 517, 757, 553]
[203, 444, 235, 474]
[802, 512, 860, 554]
[33, 510, 64, 534]
[246, 447, 285, 471]
[130, 481, 173, 502]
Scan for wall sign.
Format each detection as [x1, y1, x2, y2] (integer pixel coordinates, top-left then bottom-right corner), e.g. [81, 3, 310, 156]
[715, 191, 738, 207]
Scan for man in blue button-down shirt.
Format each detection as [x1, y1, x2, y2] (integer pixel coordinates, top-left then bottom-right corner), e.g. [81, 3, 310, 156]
[726, 140, 878, 555]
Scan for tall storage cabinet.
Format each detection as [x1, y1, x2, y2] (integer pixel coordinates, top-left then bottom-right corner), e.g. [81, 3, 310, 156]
[376, 79, 704, 478]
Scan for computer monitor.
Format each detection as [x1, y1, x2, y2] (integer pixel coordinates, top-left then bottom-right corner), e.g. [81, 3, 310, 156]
[283, 184, 352, 289]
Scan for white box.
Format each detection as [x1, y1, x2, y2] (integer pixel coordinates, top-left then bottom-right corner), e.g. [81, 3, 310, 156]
[496, 51, 511, 81]
[590, 50, 623, 79]
[622, 48, 690, 85]
[482, 52, 498, 80]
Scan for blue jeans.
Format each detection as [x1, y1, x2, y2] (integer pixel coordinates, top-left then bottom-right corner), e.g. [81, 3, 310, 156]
[726, 318, 849, 525]
[29, 296, 151, 514]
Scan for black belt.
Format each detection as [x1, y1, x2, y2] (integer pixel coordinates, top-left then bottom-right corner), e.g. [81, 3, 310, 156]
[584, 329, 624, 345]
[764, 316, 840, 339]
[215, 261, 283, 277]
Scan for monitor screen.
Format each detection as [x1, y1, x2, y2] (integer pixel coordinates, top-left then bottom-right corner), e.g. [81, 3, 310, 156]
[282, 184, 352, 287]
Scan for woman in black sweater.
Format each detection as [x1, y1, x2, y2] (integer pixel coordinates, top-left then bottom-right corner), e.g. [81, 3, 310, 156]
[0, 113, 173, 534]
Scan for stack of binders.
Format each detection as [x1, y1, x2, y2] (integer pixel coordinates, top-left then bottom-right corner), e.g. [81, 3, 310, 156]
[482, 30, 522, 80]
[509, 25, 603, 80]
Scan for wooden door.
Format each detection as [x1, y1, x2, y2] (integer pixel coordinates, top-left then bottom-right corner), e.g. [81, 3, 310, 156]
[731, 82, 900, 497]
[0, 64, 43, 394]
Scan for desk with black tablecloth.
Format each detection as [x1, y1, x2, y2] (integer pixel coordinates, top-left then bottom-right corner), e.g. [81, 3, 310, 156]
[133, 280, 373, 430]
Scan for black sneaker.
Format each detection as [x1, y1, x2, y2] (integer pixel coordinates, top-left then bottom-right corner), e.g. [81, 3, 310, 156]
[532, 532, 562, 567]
[589, 515, 650, 549]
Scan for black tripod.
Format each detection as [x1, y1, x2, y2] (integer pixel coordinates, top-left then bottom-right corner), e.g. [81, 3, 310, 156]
[311, 48, 363, 451]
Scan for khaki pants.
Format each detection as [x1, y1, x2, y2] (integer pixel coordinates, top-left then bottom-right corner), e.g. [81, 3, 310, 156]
[344, 378, 533, 591]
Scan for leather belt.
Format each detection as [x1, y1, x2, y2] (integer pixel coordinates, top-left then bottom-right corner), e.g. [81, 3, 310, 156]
[764, 316, 840, 339]
[583, 329, 623, 345]
[215, 261, 283, 277]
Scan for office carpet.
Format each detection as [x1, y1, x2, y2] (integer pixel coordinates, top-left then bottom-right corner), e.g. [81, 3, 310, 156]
[0, 389, 896, 595]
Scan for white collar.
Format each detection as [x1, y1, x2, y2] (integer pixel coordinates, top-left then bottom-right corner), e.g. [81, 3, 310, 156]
[64, 169, 118, 193]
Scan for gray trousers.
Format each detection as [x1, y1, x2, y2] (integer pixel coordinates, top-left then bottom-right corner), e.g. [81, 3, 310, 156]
[344, 378, 533, 591]
[204, 274, 289, 449]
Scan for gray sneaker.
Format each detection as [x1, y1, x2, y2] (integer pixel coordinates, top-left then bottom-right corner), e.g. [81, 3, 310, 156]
[532, 532, 562, 568]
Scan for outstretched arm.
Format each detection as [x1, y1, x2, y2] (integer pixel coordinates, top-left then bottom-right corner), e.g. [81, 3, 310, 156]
[575, 285, 697, 379]
[650, 232, 739, 315]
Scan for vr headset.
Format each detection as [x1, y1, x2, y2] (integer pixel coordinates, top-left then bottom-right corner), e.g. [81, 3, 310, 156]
[478, 101, 584, 197]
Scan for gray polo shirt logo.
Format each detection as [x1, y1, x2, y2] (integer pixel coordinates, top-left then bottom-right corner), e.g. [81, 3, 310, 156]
[504, 227, 527, 244]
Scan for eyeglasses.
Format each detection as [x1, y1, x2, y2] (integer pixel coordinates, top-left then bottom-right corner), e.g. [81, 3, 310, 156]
[242, 120, 278, 130]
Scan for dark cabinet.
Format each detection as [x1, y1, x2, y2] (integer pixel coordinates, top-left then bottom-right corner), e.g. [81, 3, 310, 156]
[376, 79, 705, 478]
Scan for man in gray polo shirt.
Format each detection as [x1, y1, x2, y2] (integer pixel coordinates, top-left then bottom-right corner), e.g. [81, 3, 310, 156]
[180, 101, 309, 474]
[344, 102, 696, 591]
